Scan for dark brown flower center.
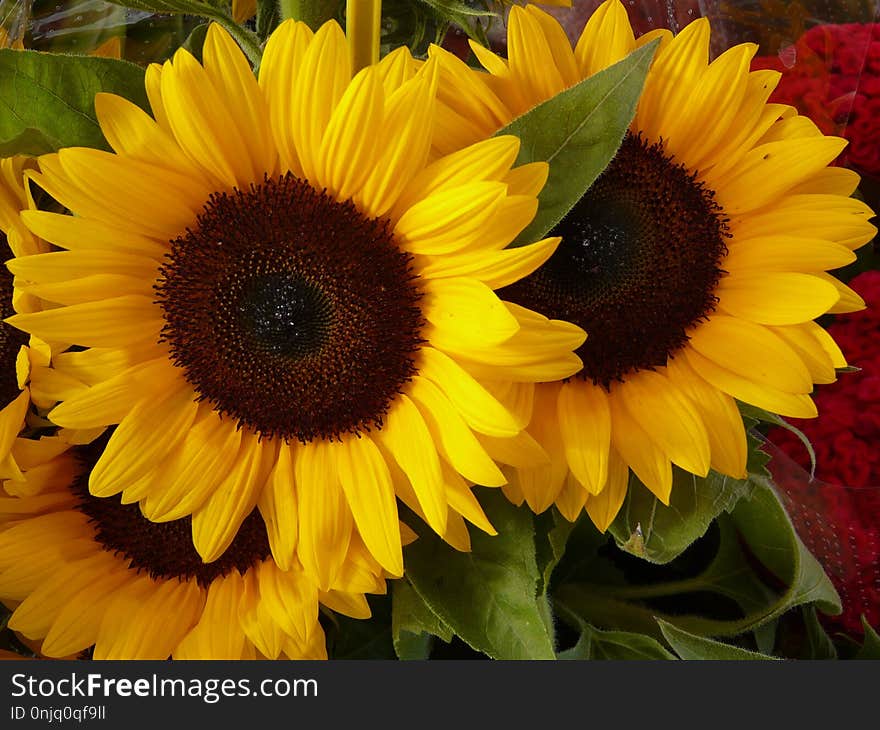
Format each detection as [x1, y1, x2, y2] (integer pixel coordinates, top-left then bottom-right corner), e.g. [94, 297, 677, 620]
[71, 436, 269, 586]
[155, 173, 424, 443]
[500, 133, 729, 387]
[0, 233, 28, 406]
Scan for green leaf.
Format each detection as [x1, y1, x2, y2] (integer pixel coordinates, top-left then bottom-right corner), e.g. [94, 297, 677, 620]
[738, 402, 816, 477]
[558, 621, 676, 660]
[753, 620, 778, 655]
[403, 489, 556, 660]
[608, 467, 756, 564]
[323, 595, 396, 659]
[181, 22, 210, 62]
[0, 49, 149, 156]
[800, 605, 837, 659]
[657, 619, 780, 660]
[732, 483, 841, 620]
[391, 579, 453, 660]
[854, 618, 880, 659]
[553, 482, 841, 641]
[499, 39, 658, 247]
[534, 507, 576, 596]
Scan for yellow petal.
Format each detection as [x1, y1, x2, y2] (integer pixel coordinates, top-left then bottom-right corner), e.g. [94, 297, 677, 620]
[716, 272, 840, 325]
[618, 369, 711, 477]
[357, 60, 438, 217]
[376, 394, 447, 535]
[714, 137, 848, 214]
[409, 375, 505, 487]
[7, 296, 162, 348]
[608, 389, 672, 504]
[191, 432, 267, 562]
[88, 382, 198, 497]
[395, 182, 508, 255]
[585, 448, 629, 532]
[687, 315, 813, 393]
[256, 561, 319, 645]
[666, 356, 748, 478]
[295, 441, 353, 591]
[514, 382, 568, 513]
[316, 66, 383, 200]
[175, 571, 248, 660]
[557, 379, 611, 495]
[418, 236, 559, 289]
[683, 347, 817, 419]
[424, 277, 520, 350]
[259, 19, 314, 176]
[418, 347, 520, 437]
[574, 0, 636, 77]
[201, 24, 276, 180]
[258, 443, 298, 571]
[333, 434, 403, 577]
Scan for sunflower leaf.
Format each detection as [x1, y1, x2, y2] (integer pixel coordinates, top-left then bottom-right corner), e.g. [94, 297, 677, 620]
[555, 482, 840, 643]
[500, 39, 659, 247]
[608, 467, 757, 564]
[403, 488, 556, 659]
[656, 619, 780, 660]
[738, 402, 816, 477]
[0, 49, 149, 156]
[534, 507, 576, 596]
[391, 579, 453, 660]
[800, 605, 837, 659]
[854, 618, 880, 659]
[556, 618, 676, 660]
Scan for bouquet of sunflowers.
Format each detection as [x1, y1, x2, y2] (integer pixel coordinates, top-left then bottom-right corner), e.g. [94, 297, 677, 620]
[0, 0, 877, 662]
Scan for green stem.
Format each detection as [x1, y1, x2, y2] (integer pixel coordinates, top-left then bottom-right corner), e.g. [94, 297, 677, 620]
[346, 0, 381, 74]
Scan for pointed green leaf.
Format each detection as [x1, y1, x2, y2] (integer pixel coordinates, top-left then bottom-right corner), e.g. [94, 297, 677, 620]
[739, 402, 816, 476]
[0, 49, 149, 156]
[657, 619, 780, 660]
[182, 22, 211, 63]
[498, 39, 659, 247]
[800, 605, 837, 659]
[534, 507, 576, 596]
[854, 618, 880, 659]
[609, 467, 757, 564]
[554, 482, 841, 641]
[557, 621, 676, 660]
[391, 579, 453, 660]
[403, 489, 556, 660]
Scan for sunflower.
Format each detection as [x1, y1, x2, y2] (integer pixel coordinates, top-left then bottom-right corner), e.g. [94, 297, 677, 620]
[0, 434, 389, 659]
[429, 1, 878, 530]
[0, 158, 55, 480]
[6, 20, 584, 586]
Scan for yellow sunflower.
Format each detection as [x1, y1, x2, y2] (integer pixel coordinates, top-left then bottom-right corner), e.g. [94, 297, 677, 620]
[0, 158, 56, 480]
[429, 1, 877, 530]
[0, 435, 389, 659]
[6, 21, 585, 586]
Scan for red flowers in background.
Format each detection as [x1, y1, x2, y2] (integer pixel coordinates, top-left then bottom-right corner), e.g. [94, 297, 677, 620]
[769, 271, 880, 636]
[752, 22, 880, 178]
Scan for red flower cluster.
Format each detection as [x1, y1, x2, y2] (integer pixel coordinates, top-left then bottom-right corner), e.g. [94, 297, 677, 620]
[752, 23, 880, 178]
[768, 271, 880, 636]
